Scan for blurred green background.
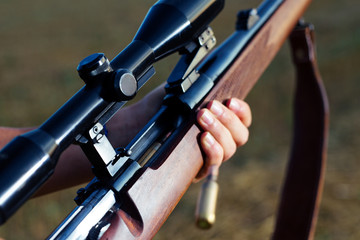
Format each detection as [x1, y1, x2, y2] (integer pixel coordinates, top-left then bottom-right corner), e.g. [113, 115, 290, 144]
[0, 0, 359, 239]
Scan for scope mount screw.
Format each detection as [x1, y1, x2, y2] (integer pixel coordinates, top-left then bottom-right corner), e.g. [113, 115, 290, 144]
[93, 126, 99, 134]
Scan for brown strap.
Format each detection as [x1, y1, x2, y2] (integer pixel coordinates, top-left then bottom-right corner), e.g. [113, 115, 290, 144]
[272, 23, 329, 240]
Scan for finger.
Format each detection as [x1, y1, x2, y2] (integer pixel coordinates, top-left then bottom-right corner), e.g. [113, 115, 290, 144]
[197, 108, 236, 161]
[207, 100, 250, 148]
[196, 132, 223, 179]
[226, 98, 252, 127]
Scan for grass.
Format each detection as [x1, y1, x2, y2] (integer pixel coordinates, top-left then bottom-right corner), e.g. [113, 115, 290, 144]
[0, 0, 359, 239]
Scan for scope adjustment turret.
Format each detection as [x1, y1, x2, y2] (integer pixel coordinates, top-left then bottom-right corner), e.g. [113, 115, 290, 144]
[77, 53, 112, 84]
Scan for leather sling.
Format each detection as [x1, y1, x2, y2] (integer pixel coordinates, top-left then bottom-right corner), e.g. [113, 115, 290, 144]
[272, 22, 329, 240]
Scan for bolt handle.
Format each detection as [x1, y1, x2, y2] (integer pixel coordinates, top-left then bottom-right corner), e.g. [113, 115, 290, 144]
[195, 166, 219, 229]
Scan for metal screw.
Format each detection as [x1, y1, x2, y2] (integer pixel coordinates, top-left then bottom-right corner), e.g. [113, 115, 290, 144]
[93, 126, 99, 134]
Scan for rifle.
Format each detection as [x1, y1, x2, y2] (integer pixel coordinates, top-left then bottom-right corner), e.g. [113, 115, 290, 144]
[0, 0, 328, 239]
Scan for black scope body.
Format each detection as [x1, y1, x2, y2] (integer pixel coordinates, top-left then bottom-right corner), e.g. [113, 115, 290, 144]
[136, 0, 224, 58]
[0, 0, 224, 225]
[111, 0, 224, 77]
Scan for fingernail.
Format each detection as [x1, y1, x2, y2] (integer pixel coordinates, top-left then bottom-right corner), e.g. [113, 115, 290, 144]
[200, 111, 214, 126]
[204, 133, 215, 147]
[228, 98, 241, 112]
[210, 101, 223, 116]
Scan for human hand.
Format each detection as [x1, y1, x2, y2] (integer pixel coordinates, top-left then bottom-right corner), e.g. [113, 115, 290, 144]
[195, 98, 252, 179]
[109, 86, 252, 180]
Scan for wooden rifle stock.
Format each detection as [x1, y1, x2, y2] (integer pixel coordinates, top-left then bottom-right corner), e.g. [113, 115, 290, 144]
[102, 0, 314, 239]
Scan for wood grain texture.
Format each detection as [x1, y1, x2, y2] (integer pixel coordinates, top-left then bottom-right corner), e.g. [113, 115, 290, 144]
[102, 125, 203, 239]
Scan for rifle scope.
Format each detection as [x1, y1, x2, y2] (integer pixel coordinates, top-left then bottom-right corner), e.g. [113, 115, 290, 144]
[0, 0, 224, 225]
[111, 0, 224, 77]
